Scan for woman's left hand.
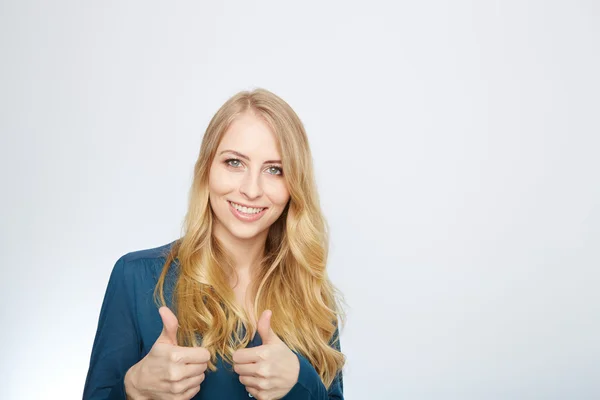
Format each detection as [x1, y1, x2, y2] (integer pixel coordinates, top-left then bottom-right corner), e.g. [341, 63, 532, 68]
[233, 310, 300, 400]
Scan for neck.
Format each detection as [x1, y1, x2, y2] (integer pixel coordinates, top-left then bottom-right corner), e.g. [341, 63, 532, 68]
[213, 222, 269, 276]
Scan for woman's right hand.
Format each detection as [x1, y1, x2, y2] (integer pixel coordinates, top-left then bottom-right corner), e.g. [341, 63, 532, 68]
[124, 306, 210, 400]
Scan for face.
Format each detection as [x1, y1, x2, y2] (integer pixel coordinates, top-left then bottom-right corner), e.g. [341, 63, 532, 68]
[208, 112, 290, 243]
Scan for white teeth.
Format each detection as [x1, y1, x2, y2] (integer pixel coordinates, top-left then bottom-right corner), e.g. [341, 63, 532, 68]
[230, 201, 265, 214]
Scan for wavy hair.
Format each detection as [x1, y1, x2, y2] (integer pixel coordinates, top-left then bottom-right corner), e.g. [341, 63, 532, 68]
[154, 88, 345, 388]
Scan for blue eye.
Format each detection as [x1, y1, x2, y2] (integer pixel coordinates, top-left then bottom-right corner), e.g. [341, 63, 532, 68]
[224, 158, 283, 176]
[225, 158, 242, 168]
[267, 166, 283, 175]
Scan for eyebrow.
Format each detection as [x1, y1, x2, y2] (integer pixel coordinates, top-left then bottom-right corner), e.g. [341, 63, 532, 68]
[218, 150, 282, 164]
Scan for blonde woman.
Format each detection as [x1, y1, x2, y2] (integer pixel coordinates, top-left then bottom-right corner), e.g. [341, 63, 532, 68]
[83, 88, 346, 400]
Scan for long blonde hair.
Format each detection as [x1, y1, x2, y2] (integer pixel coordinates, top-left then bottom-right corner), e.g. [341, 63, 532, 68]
[154, 88, 345, 388]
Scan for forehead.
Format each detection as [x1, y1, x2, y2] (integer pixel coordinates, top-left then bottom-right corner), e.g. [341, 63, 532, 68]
[217, 113, 281, 158]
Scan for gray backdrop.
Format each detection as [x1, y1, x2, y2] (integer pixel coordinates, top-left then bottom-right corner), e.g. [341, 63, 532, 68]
[1, 1, 598, 399]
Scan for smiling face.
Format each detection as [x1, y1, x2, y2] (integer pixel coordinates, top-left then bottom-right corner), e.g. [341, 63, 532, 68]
[208, 111, 290, 243]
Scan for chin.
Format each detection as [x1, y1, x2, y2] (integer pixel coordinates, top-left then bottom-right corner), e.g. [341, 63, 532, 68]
[228, 225, 267, 240]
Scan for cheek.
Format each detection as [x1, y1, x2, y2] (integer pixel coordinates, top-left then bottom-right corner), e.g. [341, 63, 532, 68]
[209, 167, 234, 195]
[265, 181, 290, 207]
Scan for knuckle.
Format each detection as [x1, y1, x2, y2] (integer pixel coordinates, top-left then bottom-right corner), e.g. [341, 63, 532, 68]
[258, 379, 270, 390]
[190, 385, 201, 396]
[257, 365, 270, 378]
[258, 349, 269, 361]
[169, 350, 183, 363]
[170, 381, 185, 394]
[166, 366, 180, 382]
[256, 392, 268, 400]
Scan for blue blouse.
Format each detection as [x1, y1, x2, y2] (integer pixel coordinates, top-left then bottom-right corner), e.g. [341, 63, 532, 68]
[83, 241, 344, 399]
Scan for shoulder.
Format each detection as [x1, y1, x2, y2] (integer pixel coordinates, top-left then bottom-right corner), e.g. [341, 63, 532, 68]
[110, 240, 179, 289]
[120, 240, 176, 264]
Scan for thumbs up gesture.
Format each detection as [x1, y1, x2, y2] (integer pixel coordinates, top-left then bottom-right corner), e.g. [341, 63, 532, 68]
[124, 306, 211, 400]
[233, 310, 300, 400]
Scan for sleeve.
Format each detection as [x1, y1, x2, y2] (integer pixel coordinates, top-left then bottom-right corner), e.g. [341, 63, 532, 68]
[83, 256, 142, 400]
[282, 328, 344, 400]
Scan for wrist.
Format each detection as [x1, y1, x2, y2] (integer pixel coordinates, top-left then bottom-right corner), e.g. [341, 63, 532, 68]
[124, 363, 146, 400]
[288, 350, 301, 387]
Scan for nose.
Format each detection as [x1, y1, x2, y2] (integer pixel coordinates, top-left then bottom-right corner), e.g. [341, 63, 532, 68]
[239, 170, 263, 200]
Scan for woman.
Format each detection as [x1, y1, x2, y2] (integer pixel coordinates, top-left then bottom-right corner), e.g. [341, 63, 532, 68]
[83, 88, 346, 400]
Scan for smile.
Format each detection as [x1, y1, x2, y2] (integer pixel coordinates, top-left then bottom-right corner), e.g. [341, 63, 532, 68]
[228, 200, 268, 222]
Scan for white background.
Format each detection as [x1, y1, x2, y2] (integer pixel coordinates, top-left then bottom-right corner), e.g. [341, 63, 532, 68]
[1, 1, 599, 399]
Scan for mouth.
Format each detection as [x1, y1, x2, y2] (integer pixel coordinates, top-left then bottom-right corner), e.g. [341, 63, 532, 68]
[227, 200, 268, 222]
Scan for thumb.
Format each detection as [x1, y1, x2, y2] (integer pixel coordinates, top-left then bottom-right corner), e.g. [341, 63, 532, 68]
[157, 306, 179, 345]
[257, 309, 277, 345]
